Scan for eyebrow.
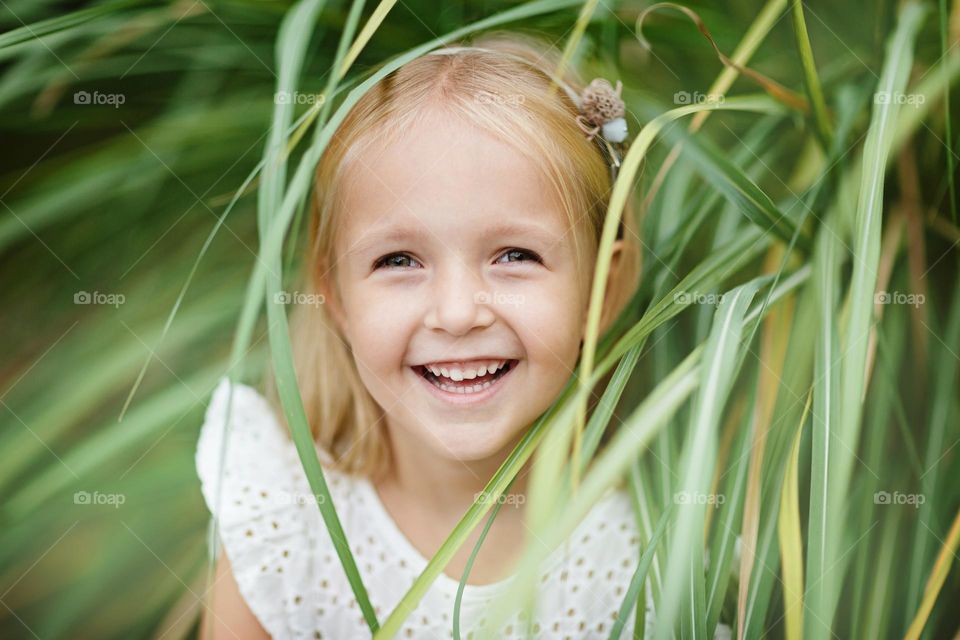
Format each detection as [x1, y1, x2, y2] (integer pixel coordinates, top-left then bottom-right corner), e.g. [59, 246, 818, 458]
[345, 226, 430, 257]
[346, 219, 563, 257]
[478, 220, 564, 245]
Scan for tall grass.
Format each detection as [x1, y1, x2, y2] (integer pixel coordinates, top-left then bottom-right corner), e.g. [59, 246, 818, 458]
[1, 0, 958, 638]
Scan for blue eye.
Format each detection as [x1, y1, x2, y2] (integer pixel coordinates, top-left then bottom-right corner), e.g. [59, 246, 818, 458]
[374, 253, 421, 270]
[496, 248, 542, 264]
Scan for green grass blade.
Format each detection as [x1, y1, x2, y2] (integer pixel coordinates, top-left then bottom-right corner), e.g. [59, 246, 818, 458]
[0, 0, 139, 50]
[905, 271, 960, 617]
[451, 474, 519, 640]
[937, 0, 956, 223]
[704, 385, 754, 635]
[576, 95, 783, 466]
[827, 0, 926, 627]
[663, 122, 810, 250]
[804, 208, 842, 635]
[608, 507, 672, 640]
[904, 508, 960, 639]
[254, 0, 384, 630]
[790, 0, 833, 148]
[482, 347, 704, 639]
[778, 390, 810, 640]
[654, 279, 762, 638]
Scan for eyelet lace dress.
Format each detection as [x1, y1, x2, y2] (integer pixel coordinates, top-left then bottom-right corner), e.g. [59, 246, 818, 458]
[195, 377, 664, 639]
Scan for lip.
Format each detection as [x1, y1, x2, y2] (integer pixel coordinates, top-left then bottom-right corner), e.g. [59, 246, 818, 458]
[411, 360, 518, 406]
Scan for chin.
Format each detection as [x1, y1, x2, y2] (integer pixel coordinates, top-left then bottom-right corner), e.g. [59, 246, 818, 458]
[421, 423, 522, 464]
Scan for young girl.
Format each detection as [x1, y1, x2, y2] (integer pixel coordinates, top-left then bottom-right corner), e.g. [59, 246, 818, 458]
[196, 32, 651, 639]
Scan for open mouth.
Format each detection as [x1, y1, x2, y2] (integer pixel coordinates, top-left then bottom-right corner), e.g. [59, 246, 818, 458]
[412, 359, 517, 395]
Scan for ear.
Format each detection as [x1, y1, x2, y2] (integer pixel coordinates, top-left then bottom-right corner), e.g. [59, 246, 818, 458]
[581, 239, 625, 339]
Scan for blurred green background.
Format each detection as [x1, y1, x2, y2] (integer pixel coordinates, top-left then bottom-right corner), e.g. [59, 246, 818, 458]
[1, 0, 958, 638]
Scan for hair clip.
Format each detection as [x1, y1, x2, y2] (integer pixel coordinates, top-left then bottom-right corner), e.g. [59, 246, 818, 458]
[572, 78, 628, 185]
[575, 79, 628, 144]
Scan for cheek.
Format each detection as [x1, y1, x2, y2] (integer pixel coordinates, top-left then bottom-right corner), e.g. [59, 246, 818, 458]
[340, 285, 412, 375]
[508, 277, 587, 372]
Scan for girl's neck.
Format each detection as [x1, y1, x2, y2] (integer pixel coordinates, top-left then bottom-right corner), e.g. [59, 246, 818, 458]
[372, 426, 534, 585]
[377, 425, 530, 518]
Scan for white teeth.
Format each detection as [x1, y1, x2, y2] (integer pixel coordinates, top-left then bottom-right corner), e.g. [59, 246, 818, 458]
[422, 359, 511, 382]
[430, 378, 496, 393]
[419, 358, 514, 393]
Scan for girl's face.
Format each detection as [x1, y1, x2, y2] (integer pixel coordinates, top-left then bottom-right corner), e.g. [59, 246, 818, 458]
[325, 107, 619, 464]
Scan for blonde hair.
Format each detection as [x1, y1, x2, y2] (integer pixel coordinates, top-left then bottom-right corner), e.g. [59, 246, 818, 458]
[268, 31, 641, 479]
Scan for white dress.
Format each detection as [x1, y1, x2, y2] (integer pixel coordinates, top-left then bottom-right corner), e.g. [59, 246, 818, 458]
[195, 377, 655, 639]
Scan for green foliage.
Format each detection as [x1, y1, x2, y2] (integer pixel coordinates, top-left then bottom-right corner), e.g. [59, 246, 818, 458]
[1, 0, 957, 638]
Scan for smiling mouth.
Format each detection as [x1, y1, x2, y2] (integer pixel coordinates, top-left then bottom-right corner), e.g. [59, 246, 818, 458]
[413, 359, 517, 394]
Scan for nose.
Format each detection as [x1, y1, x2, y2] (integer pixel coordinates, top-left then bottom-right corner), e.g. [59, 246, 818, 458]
[423, 264, 495, 336]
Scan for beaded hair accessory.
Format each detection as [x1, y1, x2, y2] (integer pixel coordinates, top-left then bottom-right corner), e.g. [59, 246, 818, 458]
[573, 78, 627, 186]
[576, 78, 627, 143]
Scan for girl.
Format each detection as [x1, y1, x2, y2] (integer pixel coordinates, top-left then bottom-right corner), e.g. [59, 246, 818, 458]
[196, 32, 651, 639]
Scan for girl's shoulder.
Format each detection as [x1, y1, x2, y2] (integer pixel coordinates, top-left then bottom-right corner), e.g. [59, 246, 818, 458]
[194, 377, 360, 637]
[194, 377, 352, 514]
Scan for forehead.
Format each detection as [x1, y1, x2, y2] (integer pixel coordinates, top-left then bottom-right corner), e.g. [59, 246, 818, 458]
[335, 108, 574, 250]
